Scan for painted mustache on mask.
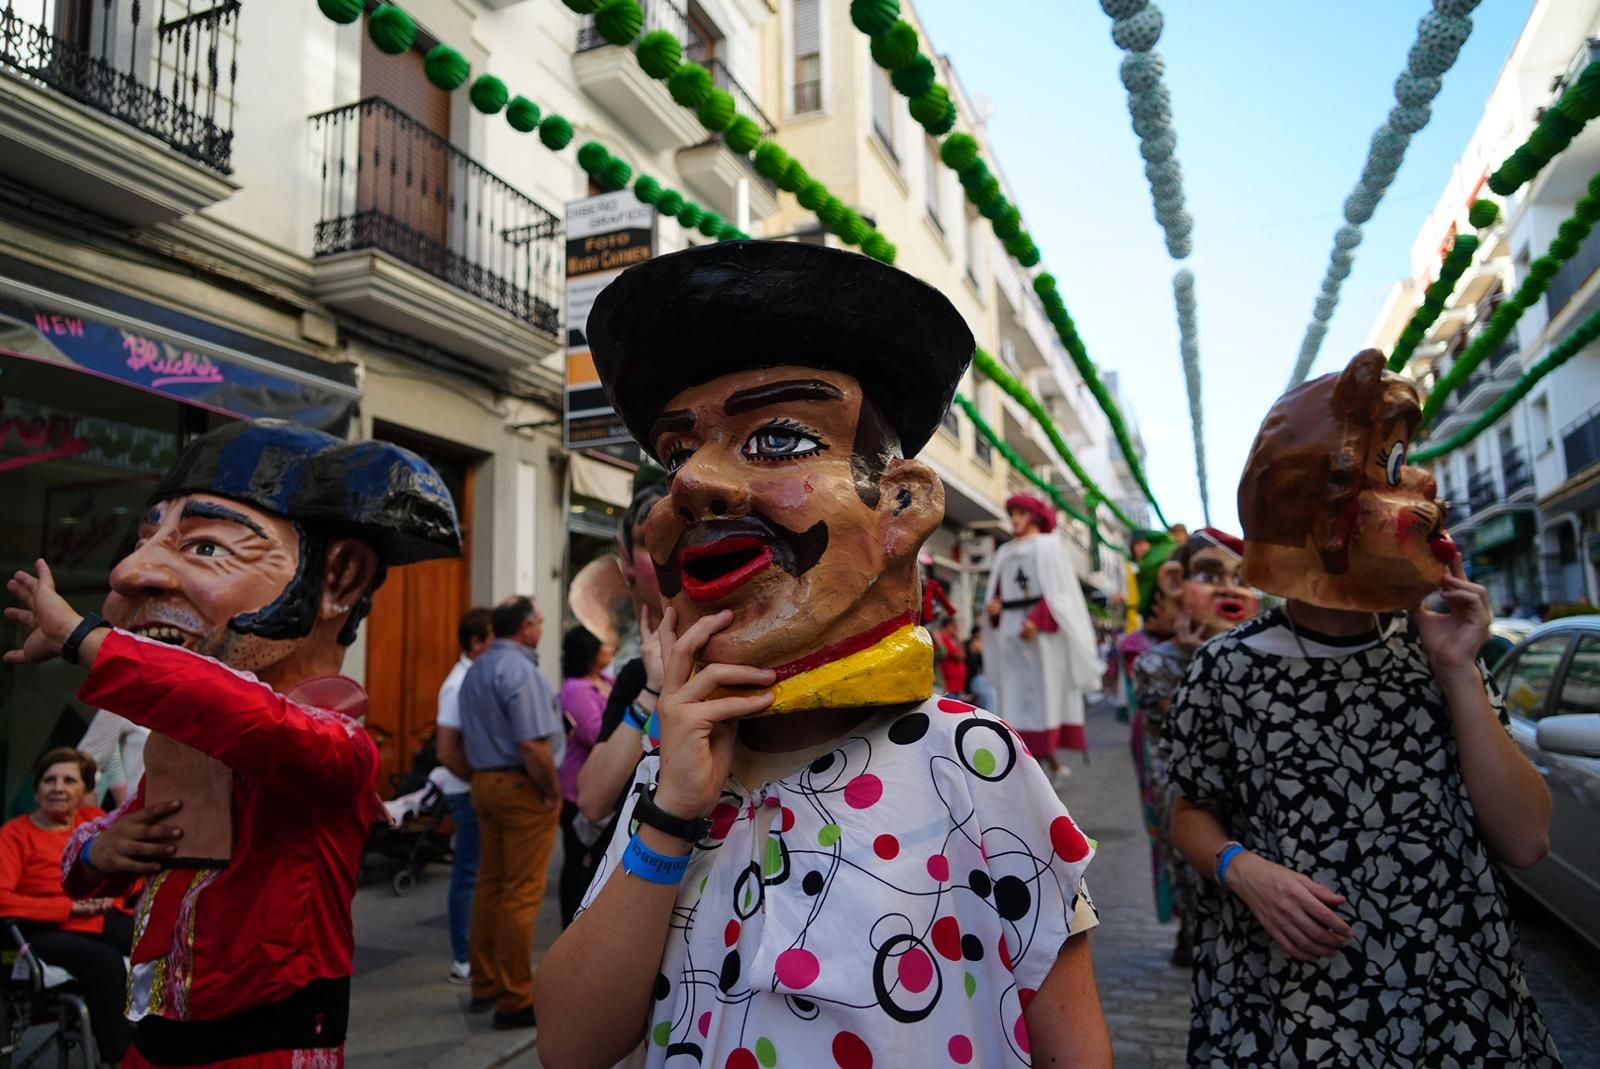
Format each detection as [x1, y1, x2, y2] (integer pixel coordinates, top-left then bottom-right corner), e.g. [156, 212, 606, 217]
[655, 514, 830, 598]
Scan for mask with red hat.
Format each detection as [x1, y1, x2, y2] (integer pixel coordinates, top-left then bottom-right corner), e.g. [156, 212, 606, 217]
[1005, 494, 1055, 537]
[1156, 526, 1260, 639]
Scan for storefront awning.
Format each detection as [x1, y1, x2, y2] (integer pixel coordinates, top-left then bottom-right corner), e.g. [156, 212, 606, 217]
[0, 273, 359, 433]
[1473, 510, 1535, 554]
[571, 451, 635, 508]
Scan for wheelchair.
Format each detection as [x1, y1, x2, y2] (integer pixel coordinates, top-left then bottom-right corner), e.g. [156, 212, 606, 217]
[0, 921, 100, 1069]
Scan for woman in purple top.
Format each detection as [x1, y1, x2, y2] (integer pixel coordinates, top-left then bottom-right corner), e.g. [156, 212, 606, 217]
[557, 626, 613, 926]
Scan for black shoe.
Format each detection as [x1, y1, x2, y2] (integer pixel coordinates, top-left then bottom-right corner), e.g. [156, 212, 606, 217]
[468, 997, 495, 1014]
[492, 1007, 537, 1030]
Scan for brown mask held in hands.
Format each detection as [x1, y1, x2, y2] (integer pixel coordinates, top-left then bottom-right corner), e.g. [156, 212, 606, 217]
[1238, 349, 1458, 611]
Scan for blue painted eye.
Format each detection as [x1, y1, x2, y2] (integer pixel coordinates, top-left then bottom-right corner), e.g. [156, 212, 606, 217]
[1386, 445, 1405, 486]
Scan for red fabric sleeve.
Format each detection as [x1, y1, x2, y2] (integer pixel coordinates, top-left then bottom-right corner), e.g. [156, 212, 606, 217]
[1026, 599, 1059, 633]
[0, 820, 71, 924]
[78, 630, 379, 800]
[62, 788, 142, 900]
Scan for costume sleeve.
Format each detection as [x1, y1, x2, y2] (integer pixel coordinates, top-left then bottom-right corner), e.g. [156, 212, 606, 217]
[597, 659, 646, 743]
[62, 786, 144, 900]
[961, 711, 1096, 994]
[78, 629, 379, 799]
[1025, 599, 1059, 633]
[1034, 535, 1102, 688]
[1165, 648, 1230, 810]
[0, 820, 72, 924]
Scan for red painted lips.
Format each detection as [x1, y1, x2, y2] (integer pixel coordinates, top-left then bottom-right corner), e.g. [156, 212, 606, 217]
[1428, 529, 1460, 564]
[677, 536, 775, 603]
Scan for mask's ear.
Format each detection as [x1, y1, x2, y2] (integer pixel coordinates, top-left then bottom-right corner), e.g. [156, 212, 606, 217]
[320, 539, 382, 624]
[1158, 559, 1186, 599]
[881, 458, 943, 562]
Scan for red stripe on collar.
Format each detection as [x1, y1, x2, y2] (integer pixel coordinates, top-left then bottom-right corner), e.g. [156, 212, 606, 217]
[768, 611, 920, 683]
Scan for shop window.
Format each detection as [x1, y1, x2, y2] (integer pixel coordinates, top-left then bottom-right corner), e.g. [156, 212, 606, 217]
[0, 355, 197, 815]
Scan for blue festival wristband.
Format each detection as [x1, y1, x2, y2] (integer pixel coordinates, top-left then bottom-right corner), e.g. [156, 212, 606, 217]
[81, 834, 99, 869]
[623, 833, 691, 885]
[1216, 844, 1246, 887]
[625, 702, 650, 730]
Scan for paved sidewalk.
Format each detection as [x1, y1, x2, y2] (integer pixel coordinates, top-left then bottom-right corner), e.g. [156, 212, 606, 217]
[1060, 698, 1195, 1069]
[345, 859, 561, 1068]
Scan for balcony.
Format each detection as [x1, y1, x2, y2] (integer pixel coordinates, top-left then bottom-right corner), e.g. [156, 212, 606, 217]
[0, 0, 240, 225]
[1562, 405, 1600, 483]
[676, 58, 779, 221]
[1468, 470, 1499, 516]
[1544, 220, 1600, 325]
[1503, 446, 1534, 497]
[574, 0, 706, 153]
[309, 98, 563, 375]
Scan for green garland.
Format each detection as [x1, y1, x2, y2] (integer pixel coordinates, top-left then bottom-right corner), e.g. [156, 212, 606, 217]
[847, 14, 1166, 523]
[1414, 302, 1600, 462]
[973, 348, 1138, 531]
[1487, 59, 1600, 196]
[1386, 230, 1480, 372]
[1422, 169, 1600, 427]
[322, 2, 750, 243]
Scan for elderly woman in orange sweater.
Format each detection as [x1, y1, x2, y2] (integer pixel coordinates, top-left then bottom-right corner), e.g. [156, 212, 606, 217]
[0, 747, 132, 1063]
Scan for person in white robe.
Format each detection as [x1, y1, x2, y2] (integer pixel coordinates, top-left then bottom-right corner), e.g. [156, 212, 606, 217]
[982, 494, 1103, 780]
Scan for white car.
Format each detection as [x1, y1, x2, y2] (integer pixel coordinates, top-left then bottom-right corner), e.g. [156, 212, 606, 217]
[1493, 616, 1600, 951]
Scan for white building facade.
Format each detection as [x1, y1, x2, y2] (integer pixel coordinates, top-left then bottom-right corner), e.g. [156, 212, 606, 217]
[1368, 0, 1600, 612]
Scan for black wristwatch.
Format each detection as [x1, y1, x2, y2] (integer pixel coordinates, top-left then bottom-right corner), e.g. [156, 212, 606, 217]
[633, 786, 713, 844]
[61, 613, 111, 666]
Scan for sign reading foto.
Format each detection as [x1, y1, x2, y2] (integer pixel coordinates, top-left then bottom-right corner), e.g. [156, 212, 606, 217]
[564, 192, 656, 449]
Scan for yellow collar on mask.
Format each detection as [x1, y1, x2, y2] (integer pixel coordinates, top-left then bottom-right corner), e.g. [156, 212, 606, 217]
[713, 619, 935, 716]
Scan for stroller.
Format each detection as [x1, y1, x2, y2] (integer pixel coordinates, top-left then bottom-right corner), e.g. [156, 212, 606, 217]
[360, 730, 455, 897]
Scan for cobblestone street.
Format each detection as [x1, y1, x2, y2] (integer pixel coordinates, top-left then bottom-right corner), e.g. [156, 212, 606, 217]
[1064, 696, 1600, 1069]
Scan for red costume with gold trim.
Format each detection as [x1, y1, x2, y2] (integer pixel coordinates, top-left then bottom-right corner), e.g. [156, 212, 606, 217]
[64, 630, 378, 1067]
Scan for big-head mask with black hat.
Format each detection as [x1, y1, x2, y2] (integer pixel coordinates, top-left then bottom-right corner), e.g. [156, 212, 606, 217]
[105, 419, 460, 687]
[587, 241, 973, 705]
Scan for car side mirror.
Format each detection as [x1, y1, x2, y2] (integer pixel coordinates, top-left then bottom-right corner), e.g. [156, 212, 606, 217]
[1535, 714, 1600, 758]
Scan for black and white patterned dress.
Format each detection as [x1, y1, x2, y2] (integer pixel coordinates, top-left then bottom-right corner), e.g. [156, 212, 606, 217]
[1166, 609, 1562, 1068]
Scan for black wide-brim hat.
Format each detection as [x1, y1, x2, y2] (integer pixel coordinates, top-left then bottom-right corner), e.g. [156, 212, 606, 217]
[151, 419, 461, 565]
[586, 241, 975, 459]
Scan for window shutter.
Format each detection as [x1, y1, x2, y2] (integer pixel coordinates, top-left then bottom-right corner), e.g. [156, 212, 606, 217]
[793, 0, 820, 57]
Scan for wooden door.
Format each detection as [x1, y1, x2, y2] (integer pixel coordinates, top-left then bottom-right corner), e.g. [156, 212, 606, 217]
[364, 445, 472, 794]
[358, 22, 451, 248]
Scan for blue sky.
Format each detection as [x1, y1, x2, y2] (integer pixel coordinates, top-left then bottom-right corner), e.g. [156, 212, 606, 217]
[914, 0, 1537, 532]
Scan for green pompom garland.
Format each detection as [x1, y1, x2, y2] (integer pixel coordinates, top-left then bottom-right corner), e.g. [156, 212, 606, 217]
[368, 5, 417, 55]
[870, 22, 918, 70]
[594, 0, 644, 46]
[635, 30, 682, 79]
[317, 0, 363, 25]
[668, 63, 713, 108]
[850, 0, 900, 37]
[506, 96, 541, 132]
[538, 115, 574, 150]
[424, 45, 470, 91]
[891, 54, 936, 98]
[724, 115, 762, 154]
[469, 75, 508, 115]
[697, 88, 736, 132]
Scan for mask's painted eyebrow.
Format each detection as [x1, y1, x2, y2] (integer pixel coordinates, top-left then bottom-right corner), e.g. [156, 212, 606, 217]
[650, 409, 695, 444]
[723, 379, 844, 416]
[180, 500, 269, 539]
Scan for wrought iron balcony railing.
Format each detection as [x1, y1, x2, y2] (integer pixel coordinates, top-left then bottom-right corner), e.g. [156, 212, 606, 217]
[0, 0, 240, 172]
[701, 57, 776, 191]
[1562, 404, 1600, 483]
[1544, 223, 1600, 324]
[310, 98, 562, 337]
[1467, 470, 1499, 514]
[1502, 446, 1533, 496]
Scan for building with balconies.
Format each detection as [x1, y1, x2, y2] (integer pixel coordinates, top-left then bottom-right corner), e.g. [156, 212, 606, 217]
[760, 0, 1136, 627]
[1369, 0, 1600, 611]
[0, 0, 596, 797]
